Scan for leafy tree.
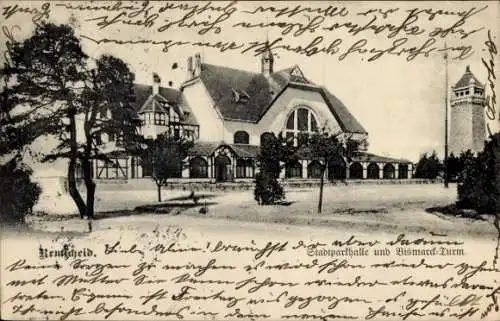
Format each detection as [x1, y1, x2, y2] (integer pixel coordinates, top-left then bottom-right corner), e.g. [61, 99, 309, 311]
[3, 23, 141, 219]
[4, 23, 88, 217]
[144, 134, 193, 202]
[259, 132, 299, 178]
[302, 131, 361, 213]
[254, 171, 285, 205]
[457, 135, 500, 214]
[0, 83, 42, 222]
[255, 132, 298, 204]
[445, 153, 462, 182]
[66, 55, 141, 218]
[0, 156, 41, 223]
[414, 151, 441, 179]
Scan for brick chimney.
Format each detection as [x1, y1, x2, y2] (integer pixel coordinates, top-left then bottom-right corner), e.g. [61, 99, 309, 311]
[152, 73, 161, 95]
[194, 53, 202, 77]
[187, 56, 193, 79]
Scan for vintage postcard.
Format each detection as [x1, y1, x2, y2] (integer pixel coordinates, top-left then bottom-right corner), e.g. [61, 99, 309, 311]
[1, 1, 499, 320]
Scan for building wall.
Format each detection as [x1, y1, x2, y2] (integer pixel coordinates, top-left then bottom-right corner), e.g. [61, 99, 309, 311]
[181, 81, 227, 142]
[224, 120, 260, 145]
[472, 104, 486, 152]
[450, 94, 486, 155]
[262, 87, 343, 134]
[140, 123, 167, 139]
[450, 103, 473, 156]
[224, 87, 345, 145]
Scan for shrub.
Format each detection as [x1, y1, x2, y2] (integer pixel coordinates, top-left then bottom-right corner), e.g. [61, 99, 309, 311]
[414, 151, 441, 179]
[254, 171, 285, 205]
[457, 134, 500, 214]
[0, 158, 41, 224]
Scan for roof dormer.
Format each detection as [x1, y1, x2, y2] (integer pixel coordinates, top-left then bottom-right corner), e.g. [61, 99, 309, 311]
[232, 88, 250, 104]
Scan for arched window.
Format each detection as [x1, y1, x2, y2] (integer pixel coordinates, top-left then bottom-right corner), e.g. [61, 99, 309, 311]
[234, 131, 249, 144]
[307, 161, 323, 179]
[383, 164, 395, 179]
[189, 157, 208, 178]
[398, 164, 409, 179]
[285, 107, 318, 142]
[286, 160, 303, 178]
[349, 162, 363, 179]
[367, 163, 380, 179]
[260, 132, 274, 147]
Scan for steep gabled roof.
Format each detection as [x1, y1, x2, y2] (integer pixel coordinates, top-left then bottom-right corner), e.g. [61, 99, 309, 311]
[137, 94, 169, 113]
[195, 63, 366, 134]
[198, 63, 311, 122]
[133, 84, 198, 126]
[454, 66, 483, 88]
[320, 87, 367, 134]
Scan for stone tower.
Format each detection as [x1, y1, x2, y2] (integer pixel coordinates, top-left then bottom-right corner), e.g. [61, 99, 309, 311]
[449, 65, 486, 156]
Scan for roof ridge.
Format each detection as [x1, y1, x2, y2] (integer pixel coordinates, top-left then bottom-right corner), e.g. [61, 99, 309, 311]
[134, 82, 182, 93]
[202, 63, 258, 77]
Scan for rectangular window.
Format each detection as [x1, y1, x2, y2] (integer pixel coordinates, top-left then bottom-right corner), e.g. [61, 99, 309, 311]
[95, 134, 102, 146]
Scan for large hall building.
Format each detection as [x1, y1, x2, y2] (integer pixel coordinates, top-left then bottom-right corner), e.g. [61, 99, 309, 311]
[92, 49, 413, 182]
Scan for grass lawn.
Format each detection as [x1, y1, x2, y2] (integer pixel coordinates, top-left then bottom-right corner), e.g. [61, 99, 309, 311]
[28, 183, 498, 238]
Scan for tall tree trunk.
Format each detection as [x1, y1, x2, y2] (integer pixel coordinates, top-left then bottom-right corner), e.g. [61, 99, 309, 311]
[157, 184, 162, 202]
[68, 112, 86, 218]
[82, 158, 95, 219]
[317, 165, 326, 214]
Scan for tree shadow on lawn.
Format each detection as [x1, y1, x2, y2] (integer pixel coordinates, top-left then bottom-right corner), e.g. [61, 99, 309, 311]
[93, 201, 218, 220]
[426, 203, 487, 220]
[166, 193, 218, 202]
[260, 201, 295, 206]
[334, 207, 388, 215]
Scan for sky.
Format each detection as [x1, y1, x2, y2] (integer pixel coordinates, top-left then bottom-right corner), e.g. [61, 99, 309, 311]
[1, 1, 499, 162]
